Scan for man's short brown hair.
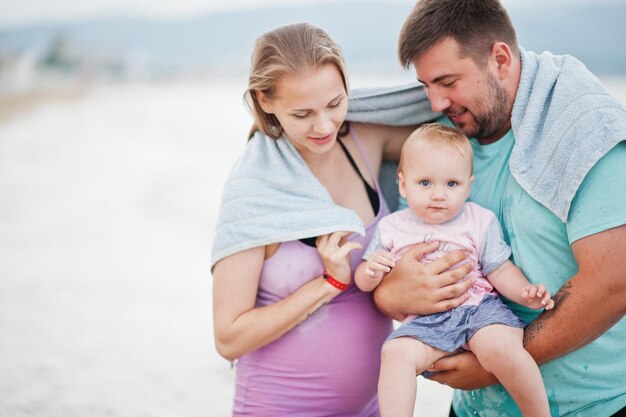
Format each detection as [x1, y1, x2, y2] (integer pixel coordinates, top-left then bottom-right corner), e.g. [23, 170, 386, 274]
[398, 0, 518, 68]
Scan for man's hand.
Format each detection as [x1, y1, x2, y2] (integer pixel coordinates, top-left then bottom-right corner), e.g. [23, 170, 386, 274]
[427, 351, 498, 390]
[373, 241, 474, 319]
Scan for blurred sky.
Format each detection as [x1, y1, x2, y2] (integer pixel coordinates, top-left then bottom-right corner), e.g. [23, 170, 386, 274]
[0, 0, 615, 27]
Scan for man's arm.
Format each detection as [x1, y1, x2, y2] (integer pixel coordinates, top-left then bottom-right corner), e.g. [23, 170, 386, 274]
[524, 224, 626, 361]
[373, 241, 474, 320]
[428, 224, 626, 389]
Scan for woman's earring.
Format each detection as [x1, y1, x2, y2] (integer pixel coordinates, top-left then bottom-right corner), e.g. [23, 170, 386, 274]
[273, 125, 283, 136]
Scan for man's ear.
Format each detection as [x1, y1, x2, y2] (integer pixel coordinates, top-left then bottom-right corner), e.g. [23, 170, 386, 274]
[256, 91, 274, 114]
[491, 42, 513, 81]
[398, 172, 407, 199]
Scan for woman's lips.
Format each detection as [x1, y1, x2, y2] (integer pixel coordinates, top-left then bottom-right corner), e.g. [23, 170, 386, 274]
[308, 133, 333, 145]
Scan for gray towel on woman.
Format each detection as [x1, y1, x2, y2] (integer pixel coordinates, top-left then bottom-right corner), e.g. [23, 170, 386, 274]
[211, 131, 364, 268]
[212, 84, 438, 267]
[510, 48, 626, 221]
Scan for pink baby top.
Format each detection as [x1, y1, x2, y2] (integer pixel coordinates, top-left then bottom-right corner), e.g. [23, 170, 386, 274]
[365, 202, 511, 307]
[232, 136, 393, 416]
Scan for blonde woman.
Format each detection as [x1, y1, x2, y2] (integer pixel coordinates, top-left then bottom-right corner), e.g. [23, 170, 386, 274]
[211, 23, 471, 416]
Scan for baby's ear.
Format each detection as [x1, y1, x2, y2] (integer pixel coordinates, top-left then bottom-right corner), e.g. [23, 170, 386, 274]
[398, 172, 407, 198]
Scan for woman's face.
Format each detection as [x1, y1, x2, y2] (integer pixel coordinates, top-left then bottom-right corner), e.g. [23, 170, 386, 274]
[258, 64, 348, 157]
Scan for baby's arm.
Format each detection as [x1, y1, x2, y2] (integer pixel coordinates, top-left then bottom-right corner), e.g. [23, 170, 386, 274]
[488, 260, 554, 310]
[355, 250, 396, 292]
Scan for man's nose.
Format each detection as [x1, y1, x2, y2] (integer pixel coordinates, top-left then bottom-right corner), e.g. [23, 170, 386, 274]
[428, 88, 451, 113]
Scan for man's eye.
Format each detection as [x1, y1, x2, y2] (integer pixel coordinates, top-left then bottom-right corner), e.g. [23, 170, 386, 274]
[442, 80, 456, 88]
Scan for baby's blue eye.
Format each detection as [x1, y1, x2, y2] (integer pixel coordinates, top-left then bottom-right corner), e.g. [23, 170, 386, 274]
[448, 181, 458, 187]
[419, 180, 430, 186]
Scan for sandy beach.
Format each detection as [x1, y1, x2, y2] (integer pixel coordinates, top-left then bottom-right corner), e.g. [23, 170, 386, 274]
[1, 78, 624, 417]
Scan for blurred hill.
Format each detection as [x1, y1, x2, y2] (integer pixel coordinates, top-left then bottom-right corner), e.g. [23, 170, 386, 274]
[0, 0, 625, 92]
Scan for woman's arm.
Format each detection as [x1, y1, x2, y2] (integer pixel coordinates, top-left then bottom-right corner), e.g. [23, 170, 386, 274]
[380, 124, 420, 160]
[212, 232, 361, 361]
[212, 247, 340, 361]
[349, 123, 417, 175]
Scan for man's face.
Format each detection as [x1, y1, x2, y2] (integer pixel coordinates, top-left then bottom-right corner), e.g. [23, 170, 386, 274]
[413, 37, 510, 144]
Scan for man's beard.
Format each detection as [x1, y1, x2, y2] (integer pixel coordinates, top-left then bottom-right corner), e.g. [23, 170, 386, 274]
[449, 73, 509, 140]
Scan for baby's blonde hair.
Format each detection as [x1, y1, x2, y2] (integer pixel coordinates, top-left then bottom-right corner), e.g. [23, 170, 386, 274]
[398, 123, 473, 174]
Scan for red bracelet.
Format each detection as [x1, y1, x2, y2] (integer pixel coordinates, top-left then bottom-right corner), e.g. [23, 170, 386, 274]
[323, 272, 348, 291]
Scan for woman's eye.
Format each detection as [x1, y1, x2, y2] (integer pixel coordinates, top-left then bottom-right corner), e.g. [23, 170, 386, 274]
[292, 113, 308, 119]
[329, 98, 343, 108]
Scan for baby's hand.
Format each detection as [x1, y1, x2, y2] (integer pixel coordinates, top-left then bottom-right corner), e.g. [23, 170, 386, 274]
[521, 283, 555, 310]
[365, 251, 396, 280]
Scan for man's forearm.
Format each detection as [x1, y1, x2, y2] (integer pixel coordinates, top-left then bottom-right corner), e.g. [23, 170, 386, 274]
[525, 226, 626, 364]
[524, 277, 625, 365]
[373, 268, 411, 320]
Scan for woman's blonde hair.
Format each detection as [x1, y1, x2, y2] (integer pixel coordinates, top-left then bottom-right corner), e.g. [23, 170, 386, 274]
[244, 23, 349, 139]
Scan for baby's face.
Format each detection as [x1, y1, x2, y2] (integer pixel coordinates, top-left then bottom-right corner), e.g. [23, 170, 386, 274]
[399, 141, 473, 224]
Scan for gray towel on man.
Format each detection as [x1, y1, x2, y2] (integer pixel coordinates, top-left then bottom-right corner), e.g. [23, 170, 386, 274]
[510, 48, 626, 221]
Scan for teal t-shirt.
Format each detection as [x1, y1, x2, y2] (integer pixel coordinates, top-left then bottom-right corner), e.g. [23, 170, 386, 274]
[451, 132, 626, 416]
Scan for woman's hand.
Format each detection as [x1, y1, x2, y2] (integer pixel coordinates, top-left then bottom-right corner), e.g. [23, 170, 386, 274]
[317, 231, 363, 285]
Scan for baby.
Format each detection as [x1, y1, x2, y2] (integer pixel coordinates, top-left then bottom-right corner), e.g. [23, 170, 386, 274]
[355, 124, 553, 417]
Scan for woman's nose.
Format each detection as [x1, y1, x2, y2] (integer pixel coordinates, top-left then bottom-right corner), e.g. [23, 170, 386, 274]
[313, 113, 334, 135]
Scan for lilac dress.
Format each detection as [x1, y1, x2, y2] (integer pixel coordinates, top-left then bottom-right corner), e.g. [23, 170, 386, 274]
[232, 134, 393, 416]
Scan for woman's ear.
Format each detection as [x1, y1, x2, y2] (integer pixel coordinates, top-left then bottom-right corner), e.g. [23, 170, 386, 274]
[255, 91, 274, 114]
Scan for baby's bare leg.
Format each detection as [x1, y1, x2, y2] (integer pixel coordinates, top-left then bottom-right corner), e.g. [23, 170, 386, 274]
[468, 324, 550, 417]
[378, 336, 449, 417]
